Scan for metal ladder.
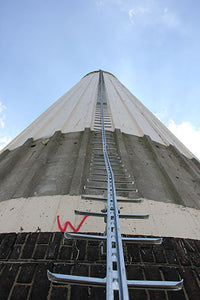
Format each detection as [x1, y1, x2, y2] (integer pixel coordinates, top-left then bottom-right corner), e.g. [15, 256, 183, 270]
[47, 70, 183, 299]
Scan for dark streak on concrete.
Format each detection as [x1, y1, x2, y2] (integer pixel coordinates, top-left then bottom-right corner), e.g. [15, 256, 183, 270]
[69, 128, 91, 195]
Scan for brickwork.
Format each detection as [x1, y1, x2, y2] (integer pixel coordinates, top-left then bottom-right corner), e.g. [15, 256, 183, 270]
[0, 232, 200, 299]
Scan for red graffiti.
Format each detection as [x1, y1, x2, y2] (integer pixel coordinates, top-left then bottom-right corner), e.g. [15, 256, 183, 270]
[57, 215, 88, 232]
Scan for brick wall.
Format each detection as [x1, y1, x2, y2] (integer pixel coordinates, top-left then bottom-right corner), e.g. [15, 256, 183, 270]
[0, 232, 199, 299]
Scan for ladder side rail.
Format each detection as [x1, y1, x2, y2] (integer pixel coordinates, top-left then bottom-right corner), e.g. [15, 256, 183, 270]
[100, 70, 129, 300]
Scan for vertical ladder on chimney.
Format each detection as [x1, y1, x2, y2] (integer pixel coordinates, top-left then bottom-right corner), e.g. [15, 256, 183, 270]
[47, 70, 183, 299]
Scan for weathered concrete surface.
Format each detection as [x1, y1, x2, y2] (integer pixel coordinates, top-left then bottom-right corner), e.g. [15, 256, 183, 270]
[0, 130, 91, 201]
[0, 130, 199, 209]
[0, 195, 200, 239]
[117, 130, 200, 209]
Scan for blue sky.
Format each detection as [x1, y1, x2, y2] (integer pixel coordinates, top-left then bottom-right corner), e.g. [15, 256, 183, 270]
[0, 0, 200, 158]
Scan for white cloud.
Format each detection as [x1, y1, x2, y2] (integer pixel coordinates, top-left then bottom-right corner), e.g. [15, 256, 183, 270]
[96, 0, 180, 29]
[0, 118, 5, 129]
[126, 0, 180, 29]
[0, 100, 12, 150]
[0, 136, 12, 151]
[128, 0, 153, 23]
[128, 9, 135, 24]
[0, 101, 6, 129]
[168, 119, 200, 159]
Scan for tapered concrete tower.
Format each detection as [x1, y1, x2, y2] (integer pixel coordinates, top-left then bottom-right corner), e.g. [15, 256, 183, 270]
[0, 70, 200, 299]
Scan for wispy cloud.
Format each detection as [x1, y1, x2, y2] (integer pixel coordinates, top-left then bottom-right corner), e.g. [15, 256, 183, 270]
[0, 102, 6, 129]
[115, 0, 180, 29]
[128, 0, 153, 24]
[128, 9, 135, 24]
[0, 136, 12, 151]
[0, 100, 12, 150]
[168, 119, 200, 159]
[95, 0, 180, 29]
[161, 7, 180, 28]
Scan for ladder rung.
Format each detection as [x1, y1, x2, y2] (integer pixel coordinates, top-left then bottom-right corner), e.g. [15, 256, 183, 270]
[47, 270, 183, 291]
[91, 151, 117, 155]
[89, 173, 107, 176]
[116, 187, 138, 192]
[81, 195, 142, 203]
[84, 185, 107, 190]
[87, 178, 134, 184]
[127, 279, 184, 291]
[92, 148, 117, 150]
[92, 142, 115, 145]
[90, 163, 124, 167]
[92, 153, 119, 157]
[90, 173, 130, 177]
[91, 159, 121, 163]
[94, 132, 112, 136]
[74, 209, 149, 219]
[90, 168, 126, 173]
[92, 155, 120, 160]
[90, 167, 126, 171]
[84, 185, 138, 192]
[91, 162, 124, 167]
[64, 232, 162, 244]
[47, 270, 106, 286]
[93, 137, 114, 141]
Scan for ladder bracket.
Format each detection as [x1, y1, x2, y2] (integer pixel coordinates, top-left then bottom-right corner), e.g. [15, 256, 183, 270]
[74, 209, 149, 219]
[47, 270, 183, 291]
[64, 232, 162, 244]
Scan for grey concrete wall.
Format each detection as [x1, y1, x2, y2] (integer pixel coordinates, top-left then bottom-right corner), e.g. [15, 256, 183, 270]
[0, 129, 199, 209]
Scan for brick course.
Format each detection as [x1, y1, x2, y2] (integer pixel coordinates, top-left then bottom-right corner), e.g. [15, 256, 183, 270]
[0, 232, 199, 299]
